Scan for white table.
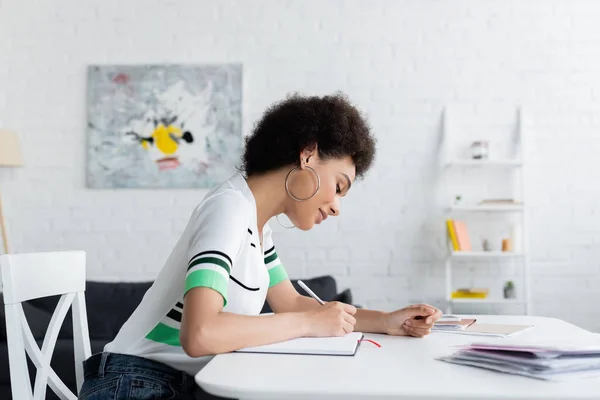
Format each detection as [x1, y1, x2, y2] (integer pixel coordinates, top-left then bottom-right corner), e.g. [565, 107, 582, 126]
[195, 315, 600, 399]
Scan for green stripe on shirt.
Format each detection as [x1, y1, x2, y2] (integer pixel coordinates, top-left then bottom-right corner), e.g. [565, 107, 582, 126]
[268, 264, 288, 288]
[185, 269, 228, 306]
[264, 252, 278, 265]
[187, 256, 231, 274]
[145, 322, 181, 346]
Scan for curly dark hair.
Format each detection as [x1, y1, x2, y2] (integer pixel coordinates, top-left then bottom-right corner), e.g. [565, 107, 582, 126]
[242, 93, 376, 179]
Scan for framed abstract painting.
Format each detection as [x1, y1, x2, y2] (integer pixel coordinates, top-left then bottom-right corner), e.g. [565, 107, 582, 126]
[86, 64, 242, 188]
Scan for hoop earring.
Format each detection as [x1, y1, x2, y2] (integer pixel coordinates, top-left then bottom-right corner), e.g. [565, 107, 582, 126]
[276, 214, 295, 229]
[285, 166, 320, 202]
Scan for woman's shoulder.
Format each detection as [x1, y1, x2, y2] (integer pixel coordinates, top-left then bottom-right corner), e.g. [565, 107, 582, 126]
[184, 175, 255, 249]
[191, 175, 253, 219]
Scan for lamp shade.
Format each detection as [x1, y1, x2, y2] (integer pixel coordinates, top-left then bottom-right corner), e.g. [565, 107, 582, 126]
[0, 130, 24, 166]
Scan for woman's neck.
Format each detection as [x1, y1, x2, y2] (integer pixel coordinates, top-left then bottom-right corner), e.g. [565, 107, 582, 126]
[245, 169, 288, 235]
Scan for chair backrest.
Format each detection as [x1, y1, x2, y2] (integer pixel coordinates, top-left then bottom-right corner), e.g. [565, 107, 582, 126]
[0, 251, 91, 400]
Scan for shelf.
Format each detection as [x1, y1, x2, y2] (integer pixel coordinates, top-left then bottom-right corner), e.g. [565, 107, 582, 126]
[441, 105, 530, 315]
[449, 298, 524, 304]
[448, 204, 524, 212]
[446, 159, 523, 167]
[450, 251, 525, 258]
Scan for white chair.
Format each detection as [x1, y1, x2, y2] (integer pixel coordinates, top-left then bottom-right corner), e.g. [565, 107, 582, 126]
[1, 251, 92, 400]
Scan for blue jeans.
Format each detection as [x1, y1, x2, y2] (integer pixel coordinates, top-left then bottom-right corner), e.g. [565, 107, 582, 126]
[78, 352, 230, 400]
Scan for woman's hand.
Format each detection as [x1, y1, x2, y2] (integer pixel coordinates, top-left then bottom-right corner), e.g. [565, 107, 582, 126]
[384, 304, 442, 338]
[303, 301, 357, 337]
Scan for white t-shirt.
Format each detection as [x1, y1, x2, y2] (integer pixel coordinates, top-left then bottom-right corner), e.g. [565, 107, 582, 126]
[104, 173, 289, 375]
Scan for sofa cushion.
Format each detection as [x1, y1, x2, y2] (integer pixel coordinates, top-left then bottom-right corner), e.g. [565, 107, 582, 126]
[82, 281, 152, 340]
[333, 288, 353, 305]
[0, 293, 54, 341]
[27, 281, 152, 340]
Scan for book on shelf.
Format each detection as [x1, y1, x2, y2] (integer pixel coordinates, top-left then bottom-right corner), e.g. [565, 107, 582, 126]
[446, 219, 459, 251]
[453, 220, 472, 251]
[478, 199, 523, 205]
[451, 288, 490, 299]
[446, 219, 472, 252]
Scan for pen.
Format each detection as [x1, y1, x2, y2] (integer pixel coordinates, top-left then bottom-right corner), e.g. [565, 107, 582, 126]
[414, 309, 443, 321]
[298, 280, 325, 305]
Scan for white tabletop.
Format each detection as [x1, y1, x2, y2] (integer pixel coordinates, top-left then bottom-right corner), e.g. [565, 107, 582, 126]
[195, 315, 600, 399]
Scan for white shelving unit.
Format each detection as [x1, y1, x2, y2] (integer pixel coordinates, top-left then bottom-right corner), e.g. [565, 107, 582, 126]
[446, 160, 523, 168]
[450, 251, 526, 259]
[447, 205, 525, 212]
[449, 298, 525, 305]
[441, 106, 531, 315]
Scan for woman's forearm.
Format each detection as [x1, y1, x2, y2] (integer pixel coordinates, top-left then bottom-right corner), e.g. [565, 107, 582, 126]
[293, 294, 323, 311]
[354, 308, 388, 333]
[181, 311, 307, 357]
[289, 295, 389, 334]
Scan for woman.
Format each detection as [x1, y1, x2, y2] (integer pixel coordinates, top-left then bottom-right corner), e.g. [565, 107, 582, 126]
[79, 93, 442, 400]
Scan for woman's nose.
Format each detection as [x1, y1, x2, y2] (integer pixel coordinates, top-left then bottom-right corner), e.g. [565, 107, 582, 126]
[329, 198, 340, 216]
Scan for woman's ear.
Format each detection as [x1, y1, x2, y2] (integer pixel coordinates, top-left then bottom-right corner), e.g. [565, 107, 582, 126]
[299, 144, 318, 167]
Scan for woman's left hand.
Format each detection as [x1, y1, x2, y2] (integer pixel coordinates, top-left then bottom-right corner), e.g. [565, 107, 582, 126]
[384, 304, 442, 338]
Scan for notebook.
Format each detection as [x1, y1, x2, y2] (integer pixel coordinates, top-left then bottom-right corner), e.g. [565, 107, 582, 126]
[235, 332, 364, 356]
[433, 323, 533, 337]
[432, 318, 477, 331]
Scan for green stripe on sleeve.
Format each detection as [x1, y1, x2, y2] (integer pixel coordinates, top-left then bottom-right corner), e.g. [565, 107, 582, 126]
[185, 269, 228, 306]
[145, 322, 181, 346]
[268, 264, 288, 288]
[264, 252, 278, 265]
[188, 257, 231, 274]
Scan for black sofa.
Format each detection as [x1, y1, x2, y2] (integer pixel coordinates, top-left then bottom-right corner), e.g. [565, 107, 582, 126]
[0, 276, 352, 399]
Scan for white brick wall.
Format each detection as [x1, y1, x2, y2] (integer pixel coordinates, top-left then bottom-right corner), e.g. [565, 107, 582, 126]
[1, 0, 599, 331]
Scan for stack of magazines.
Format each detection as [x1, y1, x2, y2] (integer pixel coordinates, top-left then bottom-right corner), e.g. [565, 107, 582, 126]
[438, 341, 600, 381]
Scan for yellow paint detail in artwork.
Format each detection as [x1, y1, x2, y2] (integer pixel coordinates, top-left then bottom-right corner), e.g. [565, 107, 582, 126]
[151, 124, 182, 155]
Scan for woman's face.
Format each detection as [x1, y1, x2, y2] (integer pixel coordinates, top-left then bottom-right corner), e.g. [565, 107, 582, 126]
[284, 152, 355, 231]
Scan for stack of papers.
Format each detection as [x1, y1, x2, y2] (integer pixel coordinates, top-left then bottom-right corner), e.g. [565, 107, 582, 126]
[439, 341, 600, 381]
